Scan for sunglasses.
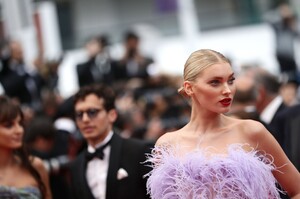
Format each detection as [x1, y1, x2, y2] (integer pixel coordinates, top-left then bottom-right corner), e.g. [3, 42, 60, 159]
[75, 108, 101, 121]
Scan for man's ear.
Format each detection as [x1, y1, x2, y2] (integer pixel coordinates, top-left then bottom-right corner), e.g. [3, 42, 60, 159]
[108, 109, 118, 123]
[256, 86, 266, 104]
[183, 81, 193, 97]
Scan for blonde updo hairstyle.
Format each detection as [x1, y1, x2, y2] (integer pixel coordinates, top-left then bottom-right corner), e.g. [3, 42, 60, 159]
[178, 49, 230, 98]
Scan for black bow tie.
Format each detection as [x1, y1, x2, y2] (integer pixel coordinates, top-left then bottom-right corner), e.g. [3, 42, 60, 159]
[86, 140, 111, 161]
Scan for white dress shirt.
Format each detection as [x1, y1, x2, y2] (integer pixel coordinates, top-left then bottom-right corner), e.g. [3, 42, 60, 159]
[86, 131, 113, 199]
[0, 83, 4, 95]
[260, 96, 283, 124]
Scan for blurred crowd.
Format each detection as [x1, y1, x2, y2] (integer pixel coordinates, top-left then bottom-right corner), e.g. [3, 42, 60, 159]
[1, 3, 300, 198]
[0, 30, 191, 198]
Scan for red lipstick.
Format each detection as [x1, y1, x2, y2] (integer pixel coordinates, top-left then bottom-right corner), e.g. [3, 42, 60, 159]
[220, 98, 232, 106]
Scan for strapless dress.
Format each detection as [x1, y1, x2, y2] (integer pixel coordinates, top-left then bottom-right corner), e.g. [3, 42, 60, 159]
[0, 185, 41, 199]
[145, 144, 283, 199]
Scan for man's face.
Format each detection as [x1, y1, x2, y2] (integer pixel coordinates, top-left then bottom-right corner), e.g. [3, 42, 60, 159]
[75, 94, 116, 147]
[86, 39, 101, 57]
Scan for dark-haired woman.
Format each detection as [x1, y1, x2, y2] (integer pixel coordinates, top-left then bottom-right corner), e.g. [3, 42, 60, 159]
[0, 95, 52, 199]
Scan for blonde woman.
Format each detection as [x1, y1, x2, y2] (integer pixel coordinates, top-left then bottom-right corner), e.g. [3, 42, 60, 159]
[145, 49, 300, 198]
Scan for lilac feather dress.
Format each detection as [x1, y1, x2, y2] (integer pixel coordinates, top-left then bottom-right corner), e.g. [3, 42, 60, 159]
[145, 144, 282, 199]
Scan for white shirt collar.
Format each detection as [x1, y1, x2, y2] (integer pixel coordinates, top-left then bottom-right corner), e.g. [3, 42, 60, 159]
[86, 131, 112, 199]
[87, 131, 113, 153]
[260, 96, 283, 124]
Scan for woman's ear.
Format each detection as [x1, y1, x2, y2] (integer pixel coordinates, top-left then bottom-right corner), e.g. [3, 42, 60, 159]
[183, 81, 193, 97]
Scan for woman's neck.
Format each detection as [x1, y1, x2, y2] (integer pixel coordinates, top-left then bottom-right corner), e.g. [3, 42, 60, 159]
[189, 107, 224, 134]
[0, 149, 15, 169]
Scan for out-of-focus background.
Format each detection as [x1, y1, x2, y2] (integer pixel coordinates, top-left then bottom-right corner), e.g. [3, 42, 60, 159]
[1, 0, 300, 98]
[1, 1, 300, 198]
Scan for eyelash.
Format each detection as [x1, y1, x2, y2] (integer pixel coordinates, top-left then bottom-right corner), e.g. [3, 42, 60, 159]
[228, 77, 236, 84]
[2, 119, 23, 129]
[3, 122, 14, 128]
[210, 80, 220, 86]
[209, 77, 235, 86]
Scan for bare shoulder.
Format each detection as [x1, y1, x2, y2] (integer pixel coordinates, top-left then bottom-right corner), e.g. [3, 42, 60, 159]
[31, 156, 52, 199]
[233, 118, 269, 144]
[237, 119, 266, 134]
[31, 156, 47, 174]
[155, 131, 179, 147]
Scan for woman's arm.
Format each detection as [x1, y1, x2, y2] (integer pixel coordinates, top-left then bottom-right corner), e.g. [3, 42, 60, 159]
[32, 157, 52, 199]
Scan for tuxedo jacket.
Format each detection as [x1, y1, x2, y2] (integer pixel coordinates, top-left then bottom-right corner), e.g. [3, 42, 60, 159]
[261, 102, 287, 148]
[0, 64, 41, 107]
[113, 57, 153, 81]
[76, 57, 114, 87]
[272, 104, 300, 171]
[262, 102, 291, 199]
[69, 132, 153, 199]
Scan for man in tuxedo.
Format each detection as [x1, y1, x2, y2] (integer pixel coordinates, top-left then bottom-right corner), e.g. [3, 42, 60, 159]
[0, 40, 42, 110]
[253, 68, 287, 145]
[253, 68, 289, 199]
[272, 103, 300, 171]
[76, 35, 115, 87]
[113, 31, 153, 82]
[69, 84, 153, 199]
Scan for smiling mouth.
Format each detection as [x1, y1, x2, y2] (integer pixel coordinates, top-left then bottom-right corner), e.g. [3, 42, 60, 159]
[11, 137, 22, 142]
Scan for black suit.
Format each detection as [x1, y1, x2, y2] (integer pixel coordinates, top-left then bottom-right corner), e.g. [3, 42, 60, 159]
[262, 102, 287, 148]
[69, 132, 153, 199]
[113, 57, 153, 81]
[258, 102, 290, 199]
[76, 55, 115, 87]
[272, 104, 300, 171]
[0, 61, 41, 109]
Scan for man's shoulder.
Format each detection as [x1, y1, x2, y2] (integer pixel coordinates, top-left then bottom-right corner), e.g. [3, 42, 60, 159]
[76, 58, 94, 70]
[120, 136, 154, 151]
[283, 103, 300, 114]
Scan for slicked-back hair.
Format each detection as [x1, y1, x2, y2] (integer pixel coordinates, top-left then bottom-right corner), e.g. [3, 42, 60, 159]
[183, 49, 230, 82]
[178, 49, 231, 98]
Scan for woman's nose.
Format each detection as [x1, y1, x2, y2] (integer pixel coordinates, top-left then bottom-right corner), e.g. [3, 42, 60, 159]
[222, 83, 232, 95]
[15, 124, 24, 134]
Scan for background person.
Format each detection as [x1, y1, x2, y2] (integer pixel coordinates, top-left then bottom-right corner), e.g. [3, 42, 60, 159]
[113, 31, 154, 83]
[76, 35, 115, 87]
[0, 95, 52, 199]
[69, 84, 153, 199]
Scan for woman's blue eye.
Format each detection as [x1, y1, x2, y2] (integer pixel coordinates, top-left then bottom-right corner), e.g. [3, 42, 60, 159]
[228, 77, 236, 84]
[210, 80, 220, 86]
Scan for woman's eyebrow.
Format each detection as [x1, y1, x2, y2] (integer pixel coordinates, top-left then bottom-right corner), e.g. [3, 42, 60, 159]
[209, 73, 235, 80]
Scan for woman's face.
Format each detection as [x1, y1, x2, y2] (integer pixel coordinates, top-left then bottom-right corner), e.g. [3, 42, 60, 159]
[0, 115, 24, 150]
[188, 62, 236, 113]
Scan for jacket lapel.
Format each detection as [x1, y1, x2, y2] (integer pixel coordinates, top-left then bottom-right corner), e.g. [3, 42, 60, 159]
[106, 133, 123, 199]
[78, 151, 97, 199]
